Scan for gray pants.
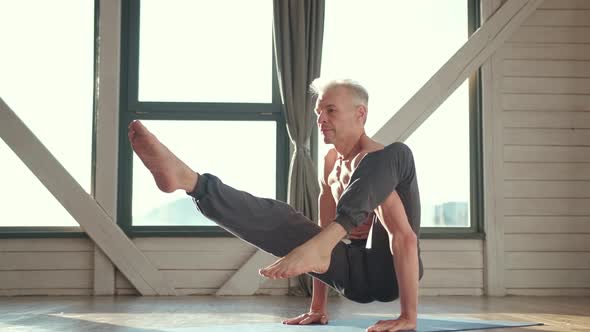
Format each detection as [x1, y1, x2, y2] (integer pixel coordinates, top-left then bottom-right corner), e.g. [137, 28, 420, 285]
[188, 142, 423, 303]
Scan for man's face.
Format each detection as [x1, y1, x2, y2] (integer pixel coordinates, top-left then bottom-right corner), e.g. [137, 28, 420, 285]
[315, 86, 363, 145]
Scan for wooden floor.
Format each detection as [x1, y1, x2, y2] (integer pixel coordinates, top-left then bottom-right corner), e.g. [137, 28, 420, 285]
[0, 295, 588, 331]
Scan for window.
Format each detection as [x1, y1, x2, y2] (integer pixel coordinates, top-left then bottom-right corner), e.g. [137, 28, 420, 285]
[137, 0, 272, 103]
[0, 0, 95, 232]
[131, 120, 277, 226]
[118, 0, 287, 236]
[318, 0, 481, 234]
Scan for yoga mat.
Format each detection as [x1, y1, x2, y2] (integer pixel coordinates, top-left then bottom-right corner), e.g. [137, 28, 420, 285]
[170, 316, 542, 331]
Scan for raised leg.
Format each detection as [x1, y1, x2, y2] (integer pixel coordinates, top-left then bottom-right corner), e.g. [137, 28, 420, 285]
[128, 120, 373, 302]
[189, 174, 374, 302]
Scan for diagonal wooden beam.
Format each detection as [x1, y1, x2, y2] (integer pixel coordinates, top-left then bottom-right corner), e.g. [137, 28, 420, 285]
[0, 98, 176, 296]
[216, 250, 276, 296]
[372, 0, 543, 144]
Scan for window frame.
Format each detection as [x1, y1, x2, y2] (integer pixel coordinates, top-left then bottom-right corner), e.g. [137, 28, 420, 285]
[116, 0, 289, 237]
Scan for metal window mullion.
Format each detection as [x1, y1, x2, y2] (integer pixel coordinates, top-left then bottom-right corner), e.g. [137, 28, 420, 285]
[129, 102, 280, 114]
[468, 0, 484, 235]
[127, 110, 282, 121]
[126, 0, 140, 110]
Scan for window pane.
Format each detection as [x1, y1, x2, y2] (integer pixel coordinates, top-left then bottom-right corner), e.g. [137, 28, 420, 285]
[406, 82, 470, 227]
[0, 141, 80, 227]
[319, 0, 470, 227]
[132, 120, 276, 226]
[138, 0, 272, 103]
[0, 0, 93, 227]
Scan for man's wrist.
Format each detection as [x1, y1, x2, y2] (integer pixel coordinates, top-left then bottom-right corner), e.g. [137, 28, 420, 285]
[399, 312, 417, 322]
[310, 305, 327, 314]
[310, 310, 327, 316]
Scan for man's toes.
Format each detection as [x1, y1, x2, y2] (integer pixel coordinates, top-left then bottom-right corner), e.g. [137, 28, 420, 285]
[134, 120, 148, 132]
[264, 259, 283, 270]
[267, 267, 281, 278]
[263, 264, 285, 279]
[129, 120, 139, 132]
[260, 263, 274, 273]
[271, 267, 284, 278]
[259, 267, 274, 278]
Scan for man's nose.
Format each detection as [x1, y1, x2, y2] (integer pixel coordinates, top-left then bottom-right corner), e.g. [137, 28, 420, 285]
[316, 111, 325, 125]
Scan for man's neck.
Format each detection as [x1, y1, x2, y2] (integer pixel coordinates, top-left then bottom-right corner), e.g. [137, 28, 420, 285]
[335, 133, 366, 161]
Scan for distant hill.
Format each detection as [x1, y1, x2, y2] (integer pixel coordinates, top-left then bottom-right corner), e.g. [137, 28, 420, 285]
[134, 198, 214, 226]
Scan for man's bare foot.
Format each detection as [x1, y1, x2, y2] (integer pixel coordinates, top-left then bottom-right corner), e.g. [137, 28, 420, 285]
[128, 120, 198, 193]
[259, 243, 331, 279]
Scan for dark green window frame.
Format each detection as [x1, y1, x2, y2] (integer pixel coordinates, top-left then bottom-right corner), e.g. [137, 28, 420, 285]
[116, 0, 289, 237]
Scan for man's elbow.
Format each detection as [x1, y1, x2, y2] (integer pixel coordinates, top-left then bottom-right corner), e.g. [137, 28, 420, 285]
[390, 232, 418, 254]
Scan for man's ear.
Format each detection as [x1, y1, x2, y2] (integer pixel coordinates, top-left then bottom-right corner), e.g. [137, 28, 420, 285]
[356, 104, 368, 122]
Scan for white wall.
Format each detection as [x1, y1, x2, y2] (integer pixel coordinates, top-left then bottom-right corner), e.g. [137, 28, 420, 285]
[0, 239, 94, 296]
[0, 237, 483, 296]
[497, 0, 590, 295]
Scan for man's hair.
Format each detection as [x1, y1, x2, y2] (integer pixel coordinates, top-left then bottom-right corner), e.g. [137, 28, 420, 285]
[310, 78, 369, 107]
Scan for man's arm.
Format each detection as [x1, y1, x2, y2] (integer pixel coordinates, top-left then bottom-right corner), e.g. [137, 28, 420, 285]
[282, 149, 337, 325]
[309, 175, 337, 316]
[371, 192, 419, 331]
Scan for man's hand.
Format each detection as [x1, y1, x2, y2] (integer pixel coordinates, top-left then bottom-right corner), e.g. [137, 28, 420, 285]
[282, 311, 328, 325]
[367, 316, 416, 331]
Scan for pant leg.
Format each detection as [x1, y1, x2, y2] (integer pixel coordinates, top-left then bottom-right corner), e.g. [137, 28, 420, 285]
[187, 173, 374, 303]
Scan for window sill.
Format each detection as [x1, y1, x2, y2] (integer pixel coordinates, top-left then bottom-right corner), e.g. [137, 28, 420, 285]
[420, 227, 485, 239]
[0, 226, 484, 239]
[0, 227, 87, 238]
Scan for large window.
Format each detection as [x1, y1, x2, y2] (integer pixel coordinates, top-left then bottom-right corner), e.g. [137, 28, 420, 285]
[0, 0, 95, 231]
[318, 0, 481, 233]
[132, 120, 277, 226]
[118, 0, 287, 236]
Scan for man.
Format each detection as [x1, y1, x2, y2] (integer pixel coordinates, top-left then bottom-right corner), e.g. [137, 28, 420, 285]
[128, 78, 423, 332]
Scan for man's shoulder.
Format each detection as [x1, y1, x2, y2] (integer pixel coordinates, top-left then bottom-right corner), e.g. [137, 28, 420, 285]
[320, 148, 338, 186]
[352, 141, 386, 167]
[359, 137, 385, 154]
[323, 148, 338, 165]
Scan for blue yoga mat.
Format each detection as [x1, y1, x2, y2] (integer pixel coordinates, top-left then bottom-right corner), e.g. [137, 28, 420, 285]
[169, 316, 542, 331]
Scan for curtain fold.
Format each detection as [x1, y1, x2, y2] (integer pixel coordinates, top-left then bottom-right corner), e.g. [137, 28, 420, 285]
[273, 0, 325, 296]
